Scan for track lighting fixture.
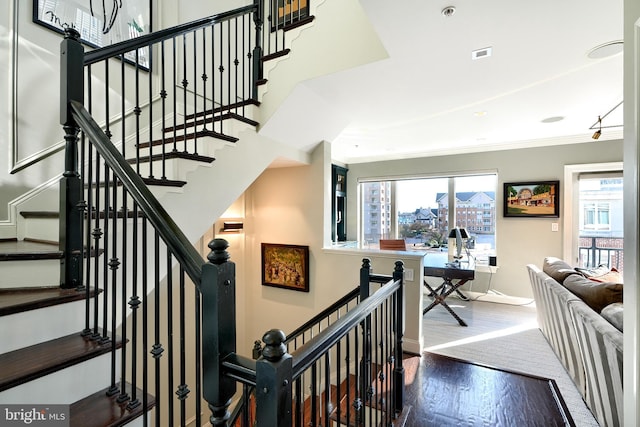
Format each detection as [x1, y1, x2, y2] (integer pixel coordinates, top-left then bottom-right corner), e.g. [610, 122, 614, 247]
[592, 116, 602, 140]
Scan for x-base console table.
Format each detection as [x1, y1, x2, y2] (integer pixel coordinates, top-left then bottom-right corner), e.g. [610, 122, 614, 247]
[423, 254, 475, 327]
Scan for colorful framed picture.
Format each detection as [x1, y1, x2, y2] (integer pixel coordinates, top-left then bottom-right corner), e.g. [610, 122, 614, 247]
[261, 243, 309, 292]
[504, 181, 560, 218]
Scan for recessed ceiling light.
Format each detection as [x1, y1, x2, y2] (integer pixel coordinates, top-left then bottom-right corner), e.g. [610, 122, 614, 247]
[474, 111, 488, 117]
[541, 116, 564, 123]
[587, 41, 623, 59]
[441, 6, 456, 17]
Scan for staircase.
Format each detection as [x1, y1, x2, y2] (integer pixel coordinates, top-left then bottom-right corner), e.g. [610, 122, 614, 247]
[0, 2, 319, 425]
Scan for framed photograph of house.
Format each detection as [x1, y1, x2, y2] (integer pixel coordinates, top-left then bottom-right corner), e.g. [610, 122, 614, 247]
[261, 243, 310, 292]
[504, 181, 560, 218]
[33, 0, 151, 69]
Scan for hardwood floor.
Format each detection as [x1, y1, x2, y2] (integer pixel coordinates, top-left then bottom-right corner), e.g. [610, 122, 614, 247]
[419, 297, 598, 426]
[402, 352, 574, 426]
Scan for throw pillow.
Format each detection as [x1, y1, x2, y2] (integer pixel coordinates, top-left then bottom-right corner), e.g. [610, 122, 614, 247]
[575, 265, 623, 284]
[562, 274, 623, 313]
[543, 257, 581, 284]
[601, 302, 624, 332]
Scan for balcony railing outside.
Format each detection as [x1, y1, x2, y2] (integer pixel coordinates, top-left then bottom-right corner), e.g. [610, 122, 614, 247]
[577, 236, 624, 272]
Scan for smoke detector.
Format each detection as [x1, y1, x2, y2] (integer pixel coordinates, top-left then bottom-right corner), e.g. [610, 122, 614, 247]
[441, 6, 456, 17]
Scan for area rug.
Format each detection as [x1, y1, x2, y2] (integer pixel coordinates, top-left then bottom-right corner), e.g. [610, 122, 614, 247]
[402, 352, 574, 427]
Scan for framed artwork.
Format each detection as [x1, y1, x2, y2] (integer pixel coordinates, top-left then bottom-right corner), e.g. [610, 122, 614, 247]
[33, 0, 151, 69]
[261, 243, 309, 292]
[504, 181, 560, 218]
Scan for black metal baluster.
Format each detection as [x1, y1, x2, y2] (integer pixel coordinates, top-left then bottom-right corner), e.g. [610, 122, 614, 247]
[211, 25, 217, 134]
[310, 362, 317, 427]
[195, 279, 202, 427]
[294, 377, 302, 427]
[233, 17, 239, 116]
[134, 51, 142, 175]
[152, 232, 163, 427]
[336, 338, 342, 426]
[91, 148, 102, 341]
[346, 331, 351, 425]
[142, 216, 149, 426]
[166, 251, 175, 423]
[218, 23, 225, 133]
[128, 202, 141, 410]
[182, 34, 189, 154]
[82, 133, 93, 336]
[147, 44, 154, 179]
[177, 268, 190, 425]
[192, 30, 198, 155]
[118, 185, 130, 404]
[201, 29, 208, 133]
[160, 41, 167, 180]
[108, 168, 120, 396]
[323, 353, 330, 427]
[101, 163, 110, 344]
[172, 37, 178, 153]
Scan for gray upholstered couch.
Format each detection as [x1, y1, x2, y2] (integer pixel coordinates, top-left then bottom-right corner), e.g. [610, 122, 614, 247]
[527, 257, 623, 427]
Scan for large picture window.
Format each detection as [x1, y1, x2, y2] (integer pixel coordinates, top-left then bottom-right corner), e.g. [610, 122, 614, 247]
[360, 173, 497, 260]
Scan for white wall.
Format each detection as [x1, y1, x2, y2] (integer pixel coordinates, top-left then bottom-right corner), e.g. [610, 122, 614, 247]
[345, 141, 624, 298]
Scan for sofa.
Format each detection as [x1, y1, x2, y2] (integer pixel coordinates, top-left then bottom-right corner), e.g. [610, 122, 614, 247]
[527, 257, 623, 427]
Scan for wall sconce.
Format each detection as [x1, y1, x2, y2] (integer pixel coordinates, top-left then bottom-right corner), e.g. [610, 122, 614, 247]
[221, 221, 244, 232]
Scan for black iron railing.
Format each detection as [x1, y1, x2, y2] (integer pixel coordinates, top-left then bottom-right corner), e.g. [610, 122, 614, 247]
[60, 0, 406, 425]
[578, 236, 624, 271]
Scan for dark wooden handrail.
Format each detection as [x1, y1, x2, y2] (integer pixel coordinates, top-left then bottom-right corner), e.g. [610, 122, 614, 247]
[290, 277, 401, 379]
[84, 4, 258, 66]
[69, 100, 204, 286]
[285, 286, 359, 343]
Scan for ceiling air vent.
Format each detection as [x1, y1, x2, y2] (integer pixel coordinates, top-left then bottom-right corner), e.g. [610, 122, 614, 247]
[472, 47, 492, 60]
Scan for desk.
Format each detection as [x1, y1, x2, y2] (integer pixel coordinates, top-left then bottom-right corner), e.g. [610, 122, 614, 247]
[423, 254, 475, 326]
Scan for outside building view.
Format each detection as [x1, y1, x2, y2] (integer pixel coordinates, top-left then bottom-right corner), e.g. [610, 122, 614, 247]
[578, 176, 624, 271]
[361, 175, 497, 260]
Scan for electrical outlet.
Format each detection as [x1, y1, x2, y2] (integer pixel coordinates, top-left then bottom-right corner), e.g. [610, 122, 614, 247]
[404, 268, 414, 281]
[551, 223, 559, 232]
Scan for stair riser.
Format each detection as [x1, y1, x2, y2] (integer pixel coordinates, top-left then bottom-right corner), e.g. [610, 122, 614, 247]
[20, 217, 58, 243]
[0, 351, 120, 405]
[133, 157, 211, 183]
[0, 300, 86, 354]
[0, 259, 60, 289]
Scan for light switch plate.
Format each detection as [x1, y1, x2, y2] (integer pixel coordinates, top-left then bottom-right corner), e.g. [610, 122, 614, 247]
[404, 268, 414, 281]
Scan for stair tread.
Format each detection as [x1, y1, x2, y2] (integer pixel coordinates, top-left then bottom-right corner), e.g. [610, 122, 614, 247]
[0, 240, 62, 261]
[163, 111, 259, 134]
[0, 332, 122, 392]
[0, 287, 99, 317]
[19, 211, 59, 219]
[126, 151, 215, 165]
[70, 382, 155, 427]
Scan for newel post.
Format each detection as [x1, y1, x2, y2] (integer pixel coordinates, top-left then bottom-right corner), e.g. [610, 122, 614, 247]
[255, 329, 292, 427]
[392, 260, 405, 416]
[59, 27, 85, 289]
[202, 239, 237, 426]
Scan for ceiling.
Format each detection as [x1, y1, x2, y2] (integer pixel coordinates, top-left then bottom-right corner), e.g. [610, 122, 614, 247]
[262, 0, 624, 165]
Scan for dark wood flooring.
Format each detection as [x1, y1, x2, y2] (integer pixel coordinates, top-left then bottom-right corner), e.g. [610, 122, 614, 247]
[402, 352, 574, 427]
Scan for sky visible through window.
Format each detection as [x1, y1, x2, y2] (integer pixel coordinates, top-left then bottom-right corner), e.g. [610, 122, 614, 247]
[396, 175, 497, 212]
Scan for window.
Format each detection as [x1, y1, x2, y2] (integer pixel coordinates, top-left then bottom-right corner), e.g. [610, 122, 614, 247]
[583, 202, 611, 230]
[359, 173, 497, 259]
